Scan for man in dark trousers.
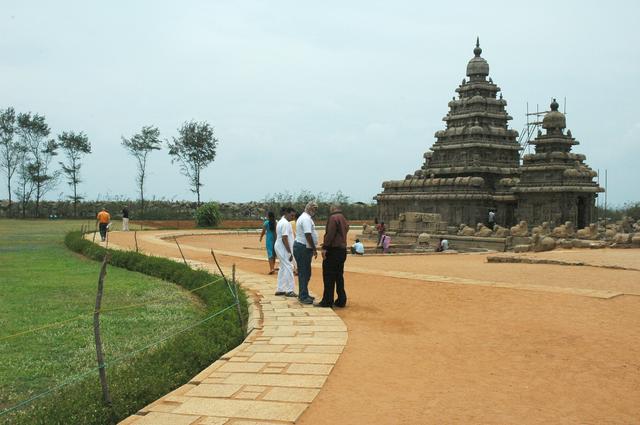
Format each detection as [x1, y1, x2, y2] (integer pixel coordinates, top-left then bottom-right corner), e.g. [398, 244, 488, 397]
[315, 204, 349, 308]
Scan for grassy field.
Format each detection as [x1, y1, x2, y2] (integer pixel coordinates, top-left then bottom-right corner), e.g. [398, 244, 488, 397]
[0, 219, 204, 410]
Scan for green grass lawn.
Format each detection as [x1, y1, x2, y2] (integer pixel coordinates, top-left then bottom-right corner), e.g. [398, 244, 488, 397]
[0, 219, 204, 410]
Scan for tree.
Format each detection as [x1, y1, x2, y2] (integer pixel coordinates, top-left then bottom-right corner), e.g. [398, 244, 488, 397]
[0, 107, 20, 215]
[17, 112, 59, 217]
[58, 131, 91, 217]
[195, 202, 222, 227]
[13, 147, 33, 218]
[168, 121, 218, 205]
[121, 126, 161, 218]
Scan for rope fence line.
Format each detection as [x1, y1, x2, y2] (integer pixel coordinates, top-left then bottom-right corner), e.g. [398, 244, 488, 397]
[0, 276, 227, 343]
[0, 303, 238, 418]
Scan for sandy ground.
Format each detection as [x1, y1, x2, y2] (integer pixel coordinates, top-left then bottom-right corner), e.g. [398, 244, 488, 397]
[108, 230, 640, 424]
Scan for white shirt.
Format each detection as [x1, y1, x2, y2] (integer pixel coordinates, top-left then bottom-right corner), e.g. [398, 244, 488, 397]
[295, 211, 318, 248]
[276, 216, 294, 251]
[488, 211, 496, 221]
[441, 239, 449, 250]
[353, 241, 364, 254]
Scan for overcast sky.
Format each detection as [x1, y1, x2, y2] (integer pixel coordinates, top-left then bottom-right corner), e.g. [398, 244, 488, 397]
[1, 1, 639, 206]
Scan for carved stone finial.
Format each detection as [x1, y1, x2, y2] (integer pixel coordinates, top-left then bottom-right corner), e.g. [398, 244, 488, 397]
[474, 37, 482, 57]
[550, 98, 559, 111]
[567, 129, 572, 137]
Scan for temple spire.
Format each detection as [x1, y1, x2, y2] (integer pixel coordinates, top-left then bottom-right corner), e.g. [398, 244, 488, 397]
[474, 37, 482, 57]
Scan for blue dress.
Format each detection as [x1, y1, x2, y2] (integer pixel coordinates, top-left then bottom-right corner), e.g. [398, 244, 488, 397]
[263, 220, 276, 259]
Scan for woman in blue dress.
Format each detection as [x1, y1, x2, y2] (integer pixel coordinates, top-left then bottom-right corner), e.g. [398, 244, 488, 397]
[259, 211, 277, 274]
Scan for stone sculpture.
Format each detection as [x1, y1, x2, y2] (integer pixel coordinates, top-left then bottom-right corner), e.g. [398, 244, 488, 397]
[532, 234, 556, 252]
[458, 224, 475, 236]
[510, 221, 529, 237]
[576, 223, 599, 240]
[475, 223, 493, 237]
[531, 222, 550, 236]
[493, 225, 510, 238]
[551, 221, 576, 238]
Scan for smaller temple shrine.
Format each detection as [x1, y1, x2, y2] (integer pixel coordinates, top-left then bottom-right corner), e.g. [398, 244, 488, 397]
[513, 99, 603, 228]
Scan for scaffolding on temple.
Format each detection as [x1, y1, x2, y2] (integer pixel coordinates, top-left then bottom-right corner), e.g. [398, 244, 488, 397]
[518, 97, 566, 158]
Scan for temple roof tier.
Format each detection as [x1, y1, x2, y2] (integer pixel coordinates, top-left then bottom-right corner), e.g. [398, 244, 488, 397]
[375, 193, 495, 201]
[456, 84, 500, 95]
[422, 166, 520, 175]
[431, 142, 521, 151]
[512, 186, 604, 193]
[444, 111, 513, 121]
[382, 176, 485, 189]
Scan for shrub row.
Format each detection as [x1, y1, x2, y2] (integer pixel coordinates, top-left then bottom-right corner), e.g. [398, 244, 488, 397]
[7, 231, 247, 424]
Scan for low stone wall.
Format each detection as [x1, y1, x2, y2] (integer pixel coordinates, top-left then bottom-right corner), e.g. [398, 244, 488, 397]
[425, 234, 506, 252]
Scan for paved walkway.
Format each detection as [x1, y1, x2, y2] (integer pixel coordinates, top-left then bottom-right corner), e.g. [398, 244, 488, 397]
[102, 237, 348, 425]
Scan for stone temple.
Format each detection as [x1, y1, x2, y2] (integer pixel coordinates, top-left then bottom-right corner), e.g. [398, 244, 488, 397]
[375, 39, 602, 230]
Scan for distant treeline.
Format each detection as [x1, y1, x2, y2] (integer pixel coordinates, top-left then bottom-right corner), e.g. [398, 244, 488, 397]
[0, 191, 378, 221]
[595, 202, 640, 221]
[0, 106, 219, 219]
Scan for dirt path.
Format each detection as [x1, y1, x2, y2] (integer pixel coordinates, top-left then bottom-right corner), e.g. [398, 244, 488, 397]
[109, 231, 640, 424]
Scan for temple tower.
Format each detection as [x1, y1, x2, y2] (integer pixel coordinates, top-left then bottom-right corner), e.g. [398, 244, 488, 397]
[514, 99, 603, 228]
[376, 39, 521, 226]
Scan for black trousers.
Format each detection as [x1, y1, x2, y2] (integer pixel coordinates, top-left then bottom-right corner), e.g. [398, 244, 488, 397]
[321, 248, 347, 306]
[99, 223, 108, 240]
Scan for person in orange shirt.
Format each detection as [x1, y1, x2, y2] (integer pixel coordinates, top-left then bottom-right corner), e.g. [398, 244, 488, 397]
[96, 207, 111, 242]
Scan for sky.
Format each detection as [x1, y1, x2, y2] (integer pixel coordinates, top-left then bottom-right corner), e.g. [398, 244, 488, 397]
[1, 1, 639, 206]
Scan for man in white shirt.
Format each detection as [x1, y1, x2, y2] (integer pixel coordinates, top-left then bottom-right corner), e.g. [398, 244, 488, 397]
[351, 239, 365, 255]
[274, 207, 297, 297]
[293, 202, 318, 304]
[488, 210, 496, 230]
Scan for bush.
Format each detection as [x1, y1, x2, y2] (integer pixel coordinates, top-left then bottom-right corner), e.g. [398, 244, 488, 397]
[195, 202, 222, 227]
[6, 231, 247, 424]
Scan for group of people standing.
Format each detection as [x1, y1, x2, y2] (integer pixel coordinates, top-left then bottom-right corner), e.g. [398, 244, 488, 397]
[260, 202, 349, 308]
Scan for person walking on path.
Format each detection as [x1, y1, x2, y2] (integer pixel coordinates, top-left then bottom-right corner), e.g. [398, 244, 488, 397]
[316, 204, 349, 308]
[274, 207, 297, 297]
[293, 202, 318, 304]
[259, 211, 278, 274]
[96, 207, 111, 242]
[122, 206, 130, 231]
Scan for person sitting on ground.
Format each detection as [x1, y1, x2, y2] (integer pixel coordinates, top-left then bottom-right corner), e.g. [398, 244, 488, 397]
[436, 237, 449, 252]
[351, 238, 365, 255]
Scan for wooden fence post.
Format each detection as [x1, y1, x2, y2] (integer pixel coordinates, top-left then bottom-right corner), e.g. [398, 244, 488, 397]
[232, 264, 244, 333]
[134, 230, 139, 253]
[173, 237, 188, 266]
[94, 254, 113, 409]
